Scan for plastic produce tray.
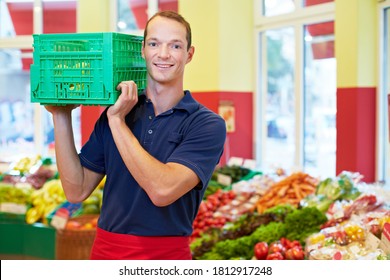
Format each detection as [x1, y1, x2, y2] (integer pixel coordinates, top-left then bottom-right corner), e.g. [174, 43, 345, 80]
[30, 32, 147, 105]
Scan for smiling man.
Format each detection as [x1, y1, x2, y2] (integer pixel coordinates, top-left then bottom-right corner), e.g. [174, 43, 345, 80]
[45, 11, 227, 260]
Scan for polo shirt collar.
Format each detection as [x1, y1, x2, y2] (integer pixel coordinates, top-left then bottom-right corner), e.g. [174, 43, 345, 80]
[140, 90, 199, 114]
[173, 90, 200, 114]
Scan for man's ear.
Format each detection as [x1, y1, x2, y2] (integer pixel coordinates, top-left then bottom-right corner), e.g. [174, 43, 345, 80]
[186, 46, 195, 64]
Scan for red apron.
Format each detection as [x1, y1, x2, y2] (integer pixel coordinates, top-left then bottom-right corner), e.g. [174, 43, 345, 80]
[90, 227, 192, 260]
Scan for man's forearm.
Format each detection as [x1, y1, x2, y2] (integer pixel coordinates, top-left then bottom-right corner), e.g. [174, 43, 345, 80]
[52, 112, 89, 202]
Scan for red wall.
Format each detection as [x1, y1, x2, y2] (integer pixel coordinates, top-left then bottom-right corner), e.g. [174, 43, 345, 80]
[7, 2, 77, 70]
[129, 0, 178, 29]
[336, 87, 376, 182]
[192, 91, 254, 166]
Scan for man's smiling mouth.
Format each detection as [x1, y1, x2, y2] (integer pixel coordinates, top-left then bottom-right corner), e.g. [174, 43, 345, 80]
[155, 63, 173, 68]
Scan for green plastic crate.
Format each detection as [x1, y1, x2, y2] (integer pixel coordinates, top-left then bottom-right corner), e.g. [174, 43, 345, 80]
[30, 32, 147, 106]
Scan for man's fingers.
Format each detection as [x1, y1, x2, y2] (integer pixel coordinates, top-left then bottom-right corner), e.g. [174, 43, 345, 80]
[117, 81, 136, 92]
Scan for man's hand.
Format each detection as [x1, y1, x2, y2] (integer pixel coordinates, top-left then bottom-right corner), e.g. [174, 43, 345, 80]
[108, 81, 139, 120]
[44, 104, 79, 115]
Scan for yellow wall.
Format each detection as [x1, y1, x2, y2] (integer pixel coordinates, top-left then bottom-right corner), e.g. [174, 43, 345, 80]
[335, 0, 377, 87]
[179, 0, 220, 91]
[180, 0, 254, 92]
[77, 0, 111, 32]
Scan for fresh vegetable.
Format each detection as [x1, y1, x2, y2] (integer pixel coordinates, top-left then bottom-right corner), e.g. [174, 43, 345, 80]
[191, 189, 236, 240]
[212, 165, 251, 184]
[285, 246, 304, 260]
[300, 194, 334, 213]
[204, 180, 227, 198]
[266, 252, 284, 260]
[254, 241, 269, 260]
[199, 222, 287, 260]
[268, 241, 286, 256]
[191, 212, 281, 259]
[256, 172, 318, 213]
[315, 171, 361, 201]
[283, 206, 328, 245]
[195, 206, 326, 260]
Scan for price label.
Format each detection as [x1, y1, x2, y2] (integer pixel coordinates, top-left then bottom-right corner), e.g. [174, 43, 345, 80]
[380, 223, 390, 254]
[217, 173, 232, 186]
[365, 232, 381, 250]
[227, 157, 244, 167]
[50, 208, 70, 230]
[243, 159, 257, 170]
[0, 203, 27, 214]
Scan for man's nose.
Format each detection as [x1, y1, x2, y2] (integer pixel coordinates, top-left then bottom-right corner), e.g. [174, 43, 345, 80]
[158, 45, 170, 58]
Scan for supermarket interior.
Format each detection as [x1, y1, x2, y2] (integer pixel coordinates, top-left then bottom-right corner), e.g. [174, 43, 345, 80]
[1, 0, 390, 261]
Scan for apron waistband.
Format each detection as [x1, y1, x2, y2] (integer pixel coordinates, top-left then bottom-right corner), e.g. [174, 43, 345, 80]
[90, 227, 192, 260]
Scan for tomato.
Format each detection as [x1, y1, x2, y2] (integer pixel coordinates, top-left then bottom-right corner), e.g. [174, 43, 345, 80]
[254, 242, 269, 260]
[266, 252, 284, 260]
[289, 240, 302, 250]
[285, 246, 305, 260]
[268, 241, 286, 256]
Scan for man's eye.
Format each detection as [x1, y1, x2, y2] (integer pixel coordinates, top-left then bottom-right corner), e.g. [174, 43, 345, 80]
[172, 44, 181, 49]
[148, 42, 157, 47]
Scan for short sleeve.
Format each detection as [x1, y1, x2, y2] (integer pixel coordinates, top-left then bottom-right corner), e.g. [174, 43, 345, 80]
[78, 109, 108, 174]
[167, 107, 226, 189]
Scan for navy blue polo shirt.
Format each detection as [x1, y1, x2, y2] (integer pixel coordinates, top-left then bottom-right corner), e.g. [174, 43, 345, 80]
[79, 91, 226, 236]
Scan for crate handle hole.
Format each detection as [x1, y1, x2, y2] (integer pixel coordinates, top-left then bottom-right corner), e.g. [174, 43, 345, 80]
[69, 84, 75, 91]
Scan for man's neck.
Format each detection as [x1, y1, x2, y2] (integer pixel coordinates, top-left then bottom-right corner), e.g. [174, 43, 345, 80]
[146, 83, 184, 115]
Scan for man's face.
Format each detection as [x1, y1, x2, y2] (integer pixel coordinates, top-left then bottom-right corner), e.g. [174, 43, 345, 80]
[142, 16, 194, 85]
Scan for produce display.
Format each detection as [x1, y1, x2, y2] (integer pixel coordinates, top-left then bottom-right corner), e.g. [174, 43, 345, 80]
[26, 179, 66, 224]
[191, 189, 236, 241]
[305, 189, 390, 260]
[0, 156, 104, 226]
[256, 172, 319, 213]
[1, 157, 390, 260]
[1, 156, 57, 189]
[191, 168, 390, 260]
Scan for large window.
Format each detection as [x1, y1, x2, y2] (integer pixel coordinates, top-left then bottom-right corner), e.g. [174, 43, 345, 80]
[303, 21, 336, 177]
[255, 0, 336, 177]
[0, 0, 79, 161]
[263, 28, 296, 170]
[0, 0, 179, 161]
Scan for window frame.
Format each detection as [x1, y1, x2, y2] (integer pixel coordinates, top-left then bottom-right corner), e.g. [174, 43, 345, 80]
[254, 0, 335, 171]
[377, 0, 390, 182]
[0, 0, 77, 157]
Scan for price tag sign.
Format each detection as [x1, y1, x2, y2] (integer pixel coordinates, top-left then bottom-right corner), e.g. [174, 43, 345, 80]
[379, 222, 390, 254]
[217, 173, 232, 186]
[227, 157, 244, 167]
[50, 208, 70, 230]
[0, 203, 27, 214]
[365, 232, 381, 250]
[243, 159, 257, 170]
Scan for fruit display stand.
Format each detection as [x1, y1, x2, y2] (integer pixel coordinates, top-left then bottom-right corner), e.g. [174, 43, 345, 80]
[190, 171, 390, 260]
[0, 156, 103, 260]
[55, 214, 98, 260]
[2, 156, 389, 260]
[0, 217, 56, 259]
[0, 213, 98, 260]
